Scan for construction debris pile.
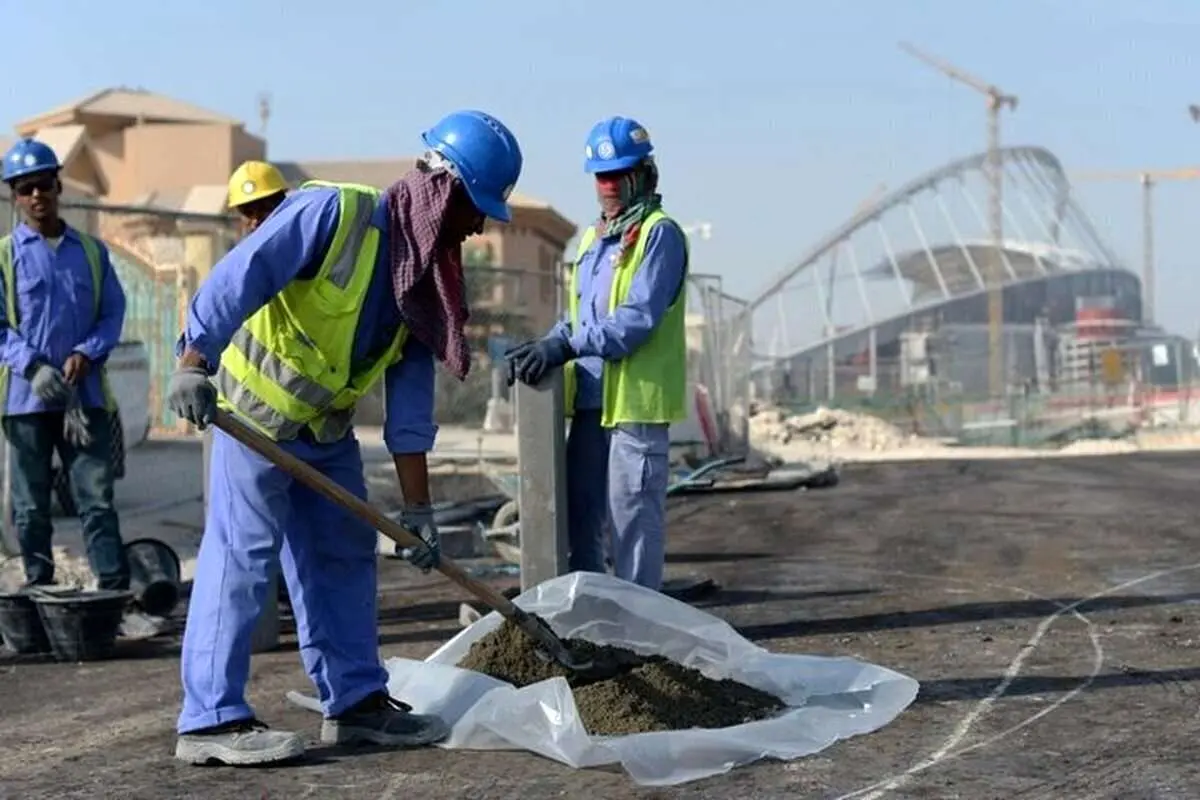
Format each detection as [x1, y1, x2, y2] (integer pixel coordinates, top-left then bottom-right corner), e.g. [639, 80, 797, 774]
[458, 619, 785, 736]
[750, 405, 943, 452]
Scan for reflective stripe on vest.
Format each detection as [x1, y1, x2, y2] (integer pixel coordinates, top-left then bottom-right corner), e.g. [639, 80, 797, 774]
[215, 182, 407, 443]
[0, 231, 116, 413]
[306, 179, 377, 290]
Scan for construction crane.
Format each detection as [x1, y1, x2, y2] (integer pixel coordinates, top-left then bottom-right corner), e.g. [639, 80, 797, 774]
[1070, 167, 1200, 325]
[900, 42, 1018, 397]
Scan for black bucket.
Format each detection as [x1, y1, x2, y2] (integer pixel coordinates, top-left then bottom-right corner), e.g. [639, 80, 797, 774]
[33, 589, 132, 662]
[125, 538, 182, 617]
[0, 591, 51, 654]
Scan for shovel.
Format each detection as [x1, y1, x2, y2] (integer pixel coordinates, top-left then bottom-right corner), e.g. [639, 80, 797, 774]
[211, 409, 598, 676]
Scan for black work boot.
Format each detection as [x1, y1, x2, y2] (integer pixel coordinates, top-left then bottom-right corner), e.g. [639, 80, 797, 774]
[174, 718, 305, 766]
[320, 692, 450, 748]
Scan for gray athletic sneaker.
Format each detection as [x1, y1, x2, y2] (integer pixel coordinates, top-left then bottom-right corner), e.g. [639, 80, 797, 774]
[175, 719, 305, 766]
[321, 692, 450, 747]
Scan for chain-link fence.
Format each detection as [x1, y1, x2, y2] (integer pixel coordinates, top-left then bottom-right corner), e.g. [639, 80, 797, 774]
[685, 275, 753, 457]
[353, 264, 564, 428]
[757, 330, 1200, 448]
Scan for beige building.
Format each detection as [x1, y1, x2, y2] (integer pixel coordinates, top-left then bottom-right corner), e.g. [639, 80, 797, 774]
[3, 87, 577, 333]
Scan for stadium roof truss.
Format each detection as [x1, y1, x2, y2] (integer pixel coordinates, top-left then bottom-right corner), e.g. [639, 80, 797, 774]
[746, 146, 1131, 362]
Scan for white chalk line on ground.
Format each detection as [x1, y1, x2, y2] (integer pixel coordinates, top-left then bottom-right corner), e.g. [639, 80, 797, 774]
[832, 561, 1200, 800]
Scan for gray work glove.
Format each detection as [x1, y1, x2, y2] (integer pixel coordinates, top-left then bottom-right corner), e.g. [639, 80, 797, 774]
[62, 390, 93, 449]
[29, 363, 70, 405]
[398, 504, 440, 572]
[166, 366, 217, 429]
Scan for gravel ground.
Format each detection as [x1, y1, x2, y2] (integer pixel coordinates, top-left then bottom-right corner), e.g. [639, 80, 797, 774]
[4, 451, 1200, 798]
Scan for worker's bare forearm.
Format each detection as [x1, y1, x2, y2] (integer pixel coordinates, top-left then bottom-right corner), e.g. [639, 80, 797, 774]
[392, 452, 432, 506]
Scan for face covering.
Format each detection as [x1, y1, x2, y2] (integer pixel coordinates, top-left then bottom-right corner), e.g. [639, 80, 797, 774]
[593, 158, 662, 253]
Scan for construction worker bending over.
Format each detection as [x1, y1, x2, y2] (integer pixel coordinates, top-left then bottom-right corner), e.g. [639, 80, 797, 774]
[164, 110, 523, 766]
[227, 160, 289, 233]
[507, 117, 688, 592]
[0, 138, 130, 591]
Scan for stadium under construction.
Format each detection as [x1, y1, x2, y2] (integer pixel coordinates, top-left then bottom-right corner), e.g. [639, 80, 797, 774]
[744, 146, 1195, 436]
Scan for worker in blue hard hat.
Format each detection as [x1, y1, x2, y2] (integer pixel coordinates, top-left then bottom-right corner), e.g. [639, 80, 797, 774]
[164, 110, 523, 766]
[507, 116, 689, 592]
[0, 138, 130, 592]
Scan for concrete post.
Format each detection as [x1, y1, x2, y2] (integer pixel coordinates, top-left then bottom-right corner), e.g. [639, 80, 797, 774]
[203, 428, 280, 652]
[515, 369, 569, 591]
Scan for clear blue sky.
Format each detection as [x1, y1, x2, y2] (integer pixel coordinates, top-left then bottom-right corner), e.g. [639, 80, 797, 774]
[10, 1, 1200, 335]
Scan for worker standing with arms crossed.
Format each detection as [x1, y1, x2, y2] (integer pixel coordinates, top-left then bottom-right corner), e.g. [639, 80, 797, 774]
[507, 117, 689, 592]
[165, 110, 523, 766]
[226, 160, 289, 233]
[0, 138, 130, 591]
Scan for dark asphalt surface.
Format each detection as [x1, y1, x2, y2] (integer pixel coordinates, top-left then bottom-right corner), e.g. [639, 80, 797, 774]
[4, 451, 1200, 799]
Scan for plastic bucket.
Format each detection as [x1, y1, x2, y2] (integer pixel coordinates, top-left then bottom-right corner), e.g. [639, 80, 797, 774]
[0, 591, 51, 654]
[125, 538, 181, 617]
[33, 589, 132, 662]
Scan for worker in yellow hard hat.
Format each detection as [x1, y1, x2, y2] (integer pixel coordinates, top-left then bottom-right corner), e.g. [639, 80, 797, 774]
[227, 161, 289, 233]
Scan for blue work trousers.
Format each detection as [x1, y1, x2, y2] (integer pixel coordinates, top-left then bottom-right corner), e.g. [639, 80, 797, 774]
[565, 409, 670, 590]
[2, 410, 128, 590]
[177, 428, 387, 734]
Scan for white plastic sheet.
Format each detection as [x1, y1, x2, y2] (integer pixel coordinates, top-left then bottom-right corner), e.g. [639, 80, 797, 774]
[290, 572, 919, 786]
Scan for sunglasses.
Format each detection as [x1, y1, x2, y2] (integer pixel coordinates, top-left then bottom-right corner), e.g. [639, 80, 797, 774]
[13, 177, 56, 197]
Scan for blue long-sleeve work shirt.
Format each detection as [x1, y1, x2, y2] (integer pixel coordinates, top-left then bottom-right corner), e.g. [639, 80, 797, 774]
[0, 223, 127, 414]
[548, 222, 688, 410]
[180, 187, 438, 454]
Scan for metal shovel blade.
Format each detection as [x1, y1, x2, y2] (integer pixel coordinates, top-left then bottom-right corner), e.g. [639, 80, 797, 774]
[510, 606, 593, 672]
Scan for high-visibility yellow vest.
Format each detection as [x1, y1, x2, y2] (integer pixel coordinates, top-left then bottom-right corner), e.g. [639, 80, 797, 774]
[0, 230, 116, 412]
[215, 181, 408, 442]
[563, 209, 689, 427]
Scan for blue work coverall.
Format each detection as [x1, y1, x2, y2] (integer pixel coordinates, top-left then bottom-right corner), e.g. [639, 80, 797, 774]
[176, 188, 437, 734]
[546, 222, 687, 590]
[0, 223, 128, 589]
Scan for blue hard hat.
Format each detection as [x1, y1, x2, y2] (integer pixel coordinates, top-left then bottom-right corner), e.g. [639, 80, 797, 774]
[3, 138, 60, 183]
[583, 116, 654, 174]
[421, 110, 523, 223]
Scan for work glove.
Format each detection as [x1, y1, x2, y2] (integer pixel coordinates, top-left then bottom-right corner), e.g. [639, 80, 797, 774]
[514, 337, 574, 387]
[28, 363, 70, 405]
[166, 367, 218, 429]
[62, 390, 93, 449]
[398, 503, 440, 572]
[503, 340, 536, 387]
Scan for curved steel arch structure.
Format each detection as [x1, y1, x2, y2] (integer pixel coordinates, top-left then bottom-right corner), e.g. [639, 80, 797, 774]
[748, 145, 1132, 367]
[749, 146, 1087, 312]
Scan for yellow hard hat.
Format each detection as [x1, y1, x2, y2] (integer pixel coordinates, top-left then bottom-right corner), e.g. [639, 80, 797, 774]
[227, 161, 287, 208]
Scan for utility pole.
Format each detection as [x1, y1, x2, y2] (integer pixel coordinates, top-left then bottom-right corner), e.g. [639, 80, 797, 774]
[900, 42, 1018, 398]
[1071, 167, 1200, 325]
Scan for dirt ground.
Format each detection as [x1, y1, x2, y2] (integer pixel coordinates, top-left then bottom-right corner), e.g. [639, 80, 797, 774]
[5, 451, 1200, 799]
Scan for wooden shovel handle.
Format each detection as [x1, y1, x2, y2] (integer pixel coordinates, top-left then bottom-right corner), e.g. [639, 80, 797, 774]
[212, 410, 520, 616]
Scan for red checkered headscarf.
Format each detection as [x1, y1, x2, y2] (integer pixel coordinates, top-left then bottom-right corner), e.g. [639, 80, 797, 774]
[383, 163, 472, 380]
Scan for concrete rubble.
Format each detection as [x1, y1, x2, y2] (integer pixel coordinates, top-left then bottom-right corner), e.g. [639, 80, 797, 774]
[749, 405, 944, 453]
